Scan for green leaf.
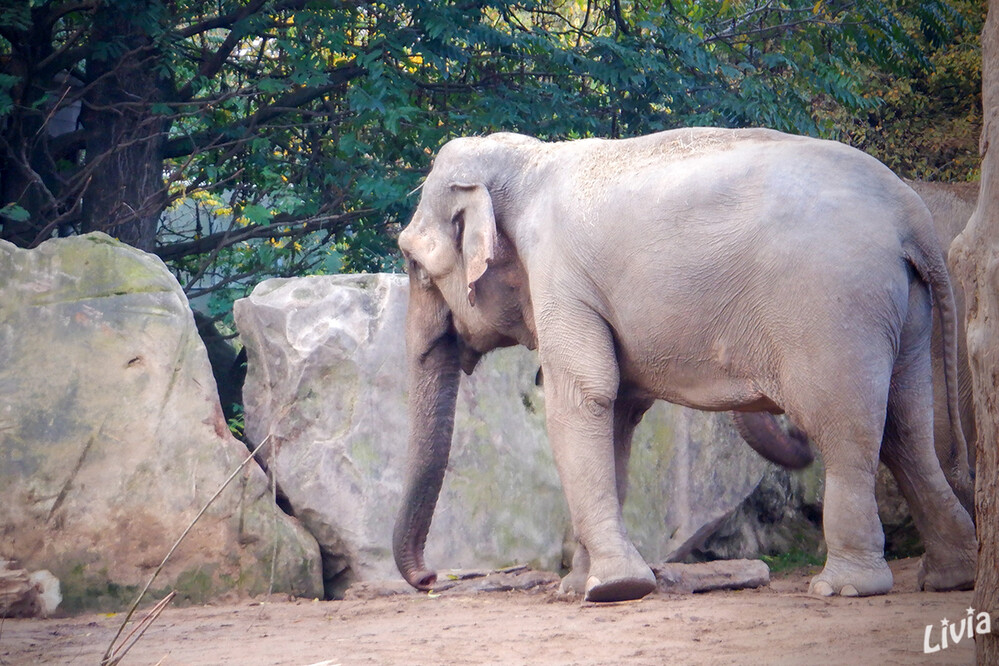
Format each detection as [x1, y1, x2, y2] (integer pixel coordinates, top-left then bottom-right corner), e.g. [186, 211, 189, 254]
[241, 204, 271, 225]
[321, 250, 343, 274]
[0, 203, 30, 222]
[257, 78, 286, 93]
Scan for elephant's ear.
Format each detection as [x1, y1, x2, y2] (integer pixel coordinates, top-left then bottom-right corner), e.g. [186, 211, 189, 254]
[451, 182, 496, 307]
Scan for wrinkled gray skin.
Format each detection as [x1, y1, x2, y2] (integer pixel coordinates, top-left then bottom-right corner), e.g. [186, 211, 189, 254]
[916, 182, 978, 494]
[731, 411, 813, 469]
[393, 128, 977, 603]
[734, 180, 979, 516]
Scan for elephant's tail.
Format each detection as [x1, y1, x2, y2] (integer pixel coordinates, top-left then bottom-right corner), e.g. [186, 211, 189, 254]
[902, 202, 973, 498]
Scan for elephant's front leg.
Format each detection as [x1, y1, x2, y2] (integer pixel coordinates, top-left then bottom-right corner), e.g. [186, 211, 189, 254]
[540, 312, 656, 602]
[560, 397, 654, 597]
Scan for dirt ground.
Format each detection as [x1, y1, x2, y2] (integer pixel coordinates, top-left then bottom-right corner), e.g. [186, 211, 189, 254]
[0, 558, 979, 665]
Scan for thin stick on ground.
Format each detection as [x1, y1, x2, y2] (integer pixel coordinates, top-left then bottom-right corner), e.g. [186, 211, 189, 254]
[103, 591, 176, 664]
[268, 436, 279, 595]
[101, 435, 271, 666]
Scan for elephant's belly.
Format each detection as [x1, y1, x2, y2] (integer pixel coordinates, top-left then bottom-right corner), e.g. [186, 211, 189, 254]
[618, 352, 781, 413]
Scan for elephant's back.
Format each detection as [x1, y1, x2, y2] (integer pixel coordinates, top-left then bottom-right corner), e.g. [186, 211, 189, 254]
[568, 134, 919, 394]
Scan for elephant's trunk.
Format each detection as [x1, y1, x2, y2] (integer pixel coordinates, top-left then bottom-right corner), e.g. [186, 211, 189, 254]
[393, 277, 461, 591]
[731, 412, 814, 469]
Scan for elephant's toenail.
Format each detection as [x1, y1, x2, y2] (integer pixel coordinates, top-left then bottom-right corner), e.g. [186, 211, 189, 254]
[841, 585, 859, 597]
[812, 581, 834, 597]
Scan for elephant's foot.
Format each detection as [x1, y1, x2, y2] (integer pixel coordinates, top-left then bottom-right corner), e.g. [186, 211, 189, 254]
[809, 555, 893, 597]
[558, 537, 591, 596]
[917, 549, 976, 592]
[558, 568, 587, 596]
[584, 555, 656, 603]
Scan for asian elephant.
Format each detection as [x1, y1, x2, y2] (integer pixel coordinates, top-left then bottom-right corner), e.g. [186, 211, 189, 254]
[732, 180, 979, 516]
[392, 128, 977, 603]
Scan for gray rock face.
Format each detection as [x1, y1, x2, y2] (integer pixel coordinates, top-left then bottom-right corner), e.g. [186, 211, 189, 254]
[234, 274, 566, 597]
[625, 408, 770, 564]
[0, 233, 323, 612]
[695, 462, 825, 563]
[235, 274, 769, 595]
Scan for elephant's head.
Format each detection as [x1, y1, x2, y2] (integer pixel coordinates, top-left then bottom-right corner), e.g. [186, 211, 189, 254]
[392, 134, 539, 590]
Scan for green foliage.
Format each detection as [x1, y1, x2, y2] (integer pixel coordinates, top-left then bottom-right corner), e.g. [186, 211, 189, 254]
[0, 0, 981, 324]
[0, 202, 29, 223]
[761, 549, 825, 574]
[829, 0, 984, 181]
[227, 403, 245, 440]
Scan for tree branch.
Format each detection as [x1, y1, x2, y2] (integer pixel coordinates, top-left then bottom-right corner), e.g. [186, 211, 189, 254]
[610, 0, 631, 36]
[162, 62, 365, 159]
[43, 1, 98, 26]
[176, 0, 306, 39]
[175, 0, 271, 101]
[154, 209, 374, 261]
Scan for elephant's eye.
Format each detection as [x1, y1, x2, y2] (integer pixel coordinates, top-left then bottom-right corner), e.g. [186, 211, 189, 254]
[452, 211, 464, 246]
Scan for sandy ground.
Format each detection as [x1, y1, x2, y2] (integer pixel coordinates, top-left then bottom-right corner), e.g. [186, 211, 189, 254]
[0, 559, 979, 665]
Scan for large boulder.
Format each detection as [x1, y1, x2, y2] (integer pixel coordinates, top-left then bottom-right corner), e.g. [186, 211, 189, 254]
[235, 274, 769, 596]
[0, 233, 323, 612]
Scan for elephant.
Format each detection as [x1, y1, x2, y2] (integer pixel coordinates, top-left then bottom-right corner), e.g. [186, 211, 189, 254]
[913, 181, 978, 488]
[732, 180, 979, 516]
[392, 127, 977, 603]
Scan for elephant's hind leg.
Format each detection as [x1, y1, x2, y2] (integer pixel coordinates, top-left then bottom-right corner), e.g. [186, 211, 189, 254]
[789, 374, 894, 596]
[881, 281, 976, 591]
[809, 433, 894, 597]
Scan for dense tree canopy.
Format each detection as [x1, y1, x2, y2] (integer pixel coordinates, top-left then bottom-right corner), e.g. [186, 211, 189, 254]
[835, 0, 983, 180]
[0, 0, 983, 319]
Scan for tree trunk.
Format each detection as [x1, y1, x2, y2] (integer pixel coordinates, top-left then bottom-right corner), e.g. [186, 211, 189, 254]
[949, 2, 999, 662]
[0, 11, 67, 246]
[79, 3, 172, 251]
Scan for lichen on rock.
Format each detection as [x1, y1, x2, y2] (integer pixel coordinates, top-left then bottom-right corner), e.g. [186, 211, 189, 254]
[0, 233, 323, 612]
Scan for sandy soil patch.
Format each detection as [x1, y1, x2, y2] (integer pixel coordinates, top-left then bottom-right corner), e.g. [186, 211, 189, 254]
[0, 558, 977, 665]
